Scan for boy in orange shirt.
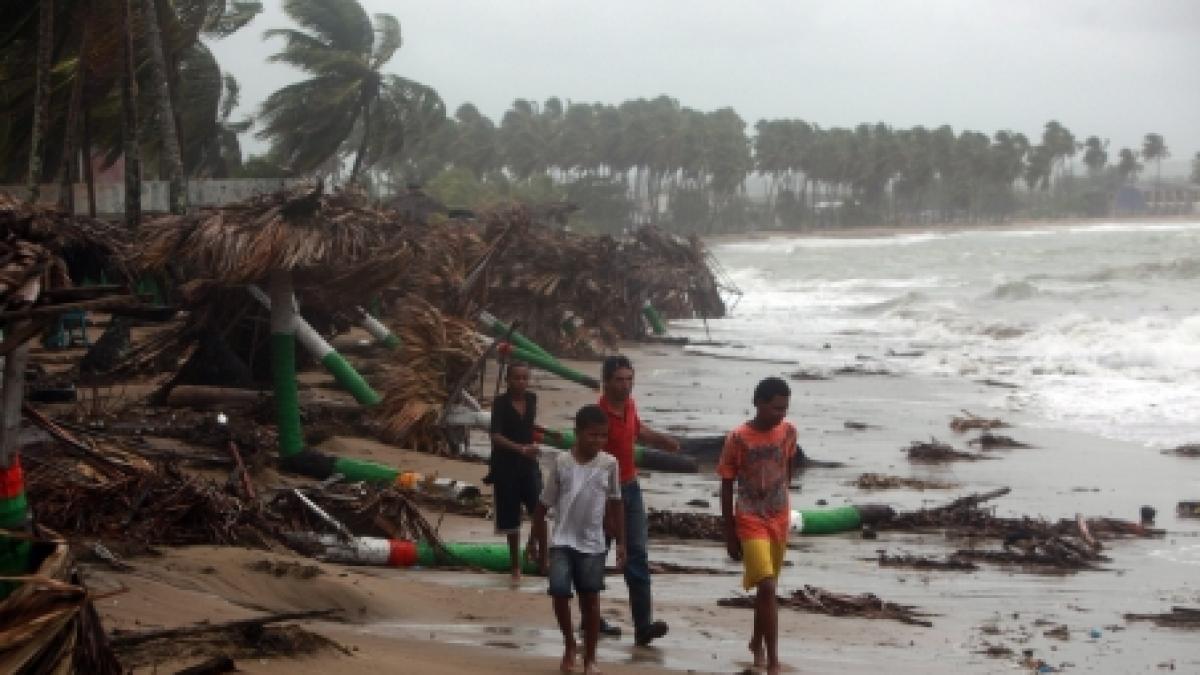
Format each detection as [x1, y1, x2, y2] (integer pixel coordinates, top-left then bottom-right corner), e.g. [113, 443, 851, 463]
[718, 377, 796, 675]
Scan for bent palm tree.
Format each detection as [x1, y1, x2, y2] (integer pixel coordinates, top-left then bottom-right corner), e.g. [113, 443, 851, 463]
[258, 0, 443, 184]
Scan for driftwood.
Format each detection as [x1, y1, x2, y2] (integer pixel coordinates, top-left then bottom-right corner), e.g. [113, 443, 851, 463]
[968, 432, 1033, 450]
[955, 534, 1109, 572]
[868, 551, 978, 571]
[1164, 444, 1200, 457]
[905, 438, 990, 462]
[108, 609, 339, 648]
[950, 410, 1008, 433]
[851, 473, 958, 491]
[174, 655, 236, 675]
[718, 585, 935, 627]
[1123, 607, 1200, 629]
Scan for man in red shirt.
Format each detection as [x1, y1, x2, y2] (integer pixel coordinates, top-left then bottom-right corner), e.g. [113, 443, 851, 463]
[599, 355, 680, 646]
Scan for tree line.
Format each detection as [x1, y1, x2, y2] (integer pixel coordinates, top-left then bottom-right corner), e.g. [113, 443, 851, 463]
[2, 0, 1195, 233]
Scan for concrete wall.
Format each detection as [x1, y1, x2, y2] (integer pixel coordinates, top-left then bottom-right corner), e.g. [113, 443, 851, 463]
[0, 179, 306, 215]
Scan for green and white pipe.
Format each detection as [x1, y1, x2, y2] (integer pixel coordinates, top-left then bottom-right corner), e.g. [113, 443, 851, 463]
[642, 300, 668, 336]
[501, 343, 599, 390]
[479, 310, 556, 363]
[790, 506, 863, 535]
[269, 271, 305, 458]
[357, 306, 400, 349]
[249, 285, 382, 407]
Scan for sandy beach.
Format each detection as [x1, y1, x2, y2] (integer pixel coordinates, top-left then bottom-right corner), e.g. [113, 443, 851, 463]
[75, 335, 1200, 675]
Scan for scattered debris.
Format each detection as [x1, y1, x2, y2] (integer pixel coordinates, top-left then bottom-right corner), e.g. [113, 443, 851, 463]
[718, 585, 936, 627]
[843, 421, 877, 431]
[868, 551, 978, 571]
[110, 610, 347, 669]
[245, 559, 323, 580]
[1164, 444, 1200, 457]
[1178, 501, 1200, 518]
[905, 438, 989, 462]
[1124, 607, 1200, 629]
[851, 473, 958, 491]
[968, 432, 1033, 450]
[685, 499, 711, 508]
[788, 370, 830, 381]
[950, 410, 1009, 433]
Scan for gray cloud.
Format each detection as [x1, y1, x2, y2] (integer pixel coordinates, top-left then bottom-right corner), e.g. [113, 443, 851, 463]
[214, 0, 1200, 166]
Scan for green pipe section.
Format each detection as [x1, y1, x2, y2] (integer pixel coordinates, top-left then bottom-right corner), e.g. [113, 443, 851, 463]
[332, 456, 400, 484]
[480, 313, 556, 363]
[0, 537, 31, 600]
[0, 493, 29, 530]
[321, 351, 383, 406]
[416, 541, 538, 575]
[510, 345, 598, 389]
[271, 333, 305, 457]
[796, 506, 862, 534]
[642, 301, 668, 335]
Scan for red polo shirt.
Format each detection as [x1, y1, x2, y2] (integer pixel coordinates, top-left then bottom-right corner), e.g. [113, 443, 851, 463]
[599, 395, 641, 483]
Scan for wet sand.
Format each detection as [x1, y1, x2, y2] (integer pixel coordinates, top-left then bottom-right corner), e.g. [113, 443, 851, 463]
[88, 342, 1200, 674]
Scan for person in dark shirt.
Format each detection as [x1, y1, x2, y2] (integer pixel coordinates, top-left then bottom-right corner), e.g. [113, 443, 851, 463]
[489, 362, 542, 582]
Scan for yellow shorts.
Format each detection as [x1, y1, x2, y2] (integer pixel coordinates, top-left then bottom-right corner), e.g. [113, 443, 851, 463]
[741, 538, 786, 590]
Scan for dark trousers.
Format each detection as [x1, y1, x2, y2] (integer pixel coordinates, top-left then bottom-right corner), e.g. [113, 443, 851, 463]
[620, 479, 653, 633]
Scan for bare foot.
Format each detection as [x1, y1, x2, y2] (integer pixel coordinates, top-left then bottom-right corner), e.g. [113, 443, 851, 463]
[766, 663, 781, 675]
[582, 661, 602, 675]
[509, 570, 521, 586]
[749, 640, 766, 668]
[560, 641, 578, 673]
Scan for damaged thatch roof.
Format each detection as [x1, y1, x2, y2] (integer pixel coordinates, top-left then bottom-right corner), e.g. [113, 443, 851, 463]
[134, 183, 419, 289]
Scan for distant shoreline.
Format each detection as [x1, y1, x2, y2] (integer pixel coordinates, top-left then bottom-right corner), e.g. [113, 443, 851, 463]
[703, 213, 1200, 241]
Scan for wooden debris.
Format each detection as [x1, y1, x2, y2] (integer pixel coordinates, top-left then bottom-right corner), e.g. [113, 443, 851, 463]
[905, 438, 989, 462]
[647, 509, 724, 542]
[718, 585, 936, 627]
[968, 432, 1033, 450]
[108, 609, 339, 648]
[1164, 444, 1200, 457]
[851, 473, 958, 491]
[1124, 607, 1200, 629]
[955, 534, 1109, 572]
[950, 410, 1008, 433]
[868, 551, 979, 571]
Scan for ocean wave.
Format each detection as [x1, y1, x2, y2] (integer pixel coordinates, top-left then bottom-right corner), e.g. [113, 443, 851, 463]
[1078, 258, 1200, 282]
[989, 280, 1039, 300]
[851, 290, 930, 314]
[717, 232, 949, 254]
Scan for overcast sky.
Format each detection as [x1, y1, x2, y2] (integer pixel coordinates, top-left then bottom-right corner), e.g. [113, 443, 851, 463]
[214, 0, 1200, 171]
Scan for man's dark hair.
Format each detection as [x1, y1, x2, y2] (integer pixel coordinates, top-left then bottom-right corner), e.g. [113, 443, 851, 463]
[753, 377, 791, 404]
[506, 360, 530, 374]
[575, 404, 608, 431]
[601, 355, 634, 382]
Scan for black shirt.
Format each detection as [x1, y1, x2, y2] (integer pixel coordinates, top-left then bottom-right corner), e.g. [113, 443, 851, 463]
[489, 391, 538, 479]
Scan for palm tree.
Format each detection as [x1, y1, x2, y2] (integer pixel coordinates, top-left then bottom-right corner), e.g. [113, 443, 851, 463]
[26, 0, 54, 202]
[1115, 148, 1142, 183]
[1141, 133, 1168, 187]
[258, 0, 442, 184]
[1082, 136, 1108, 175]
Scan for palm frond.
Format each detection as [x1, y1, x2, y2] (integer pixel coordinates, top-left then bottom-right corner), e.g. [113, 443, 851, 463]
[369, 12, 401, 68]
[281, 0, 372, 55]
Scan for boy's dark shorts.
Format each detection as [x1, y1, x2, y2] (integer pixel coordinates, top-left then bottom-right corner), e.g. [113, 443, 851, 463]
[547, 546, 606, 598]
[493, 469, 541, 534]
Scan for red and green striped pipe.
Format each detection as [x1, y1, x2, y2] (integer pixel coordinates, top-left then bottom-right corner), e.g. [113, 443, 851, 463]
[250, 285, 382, 407]
[295, 533, 538, 574]
[642, 300, 668, 336]
[0, 457, 28, 531]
